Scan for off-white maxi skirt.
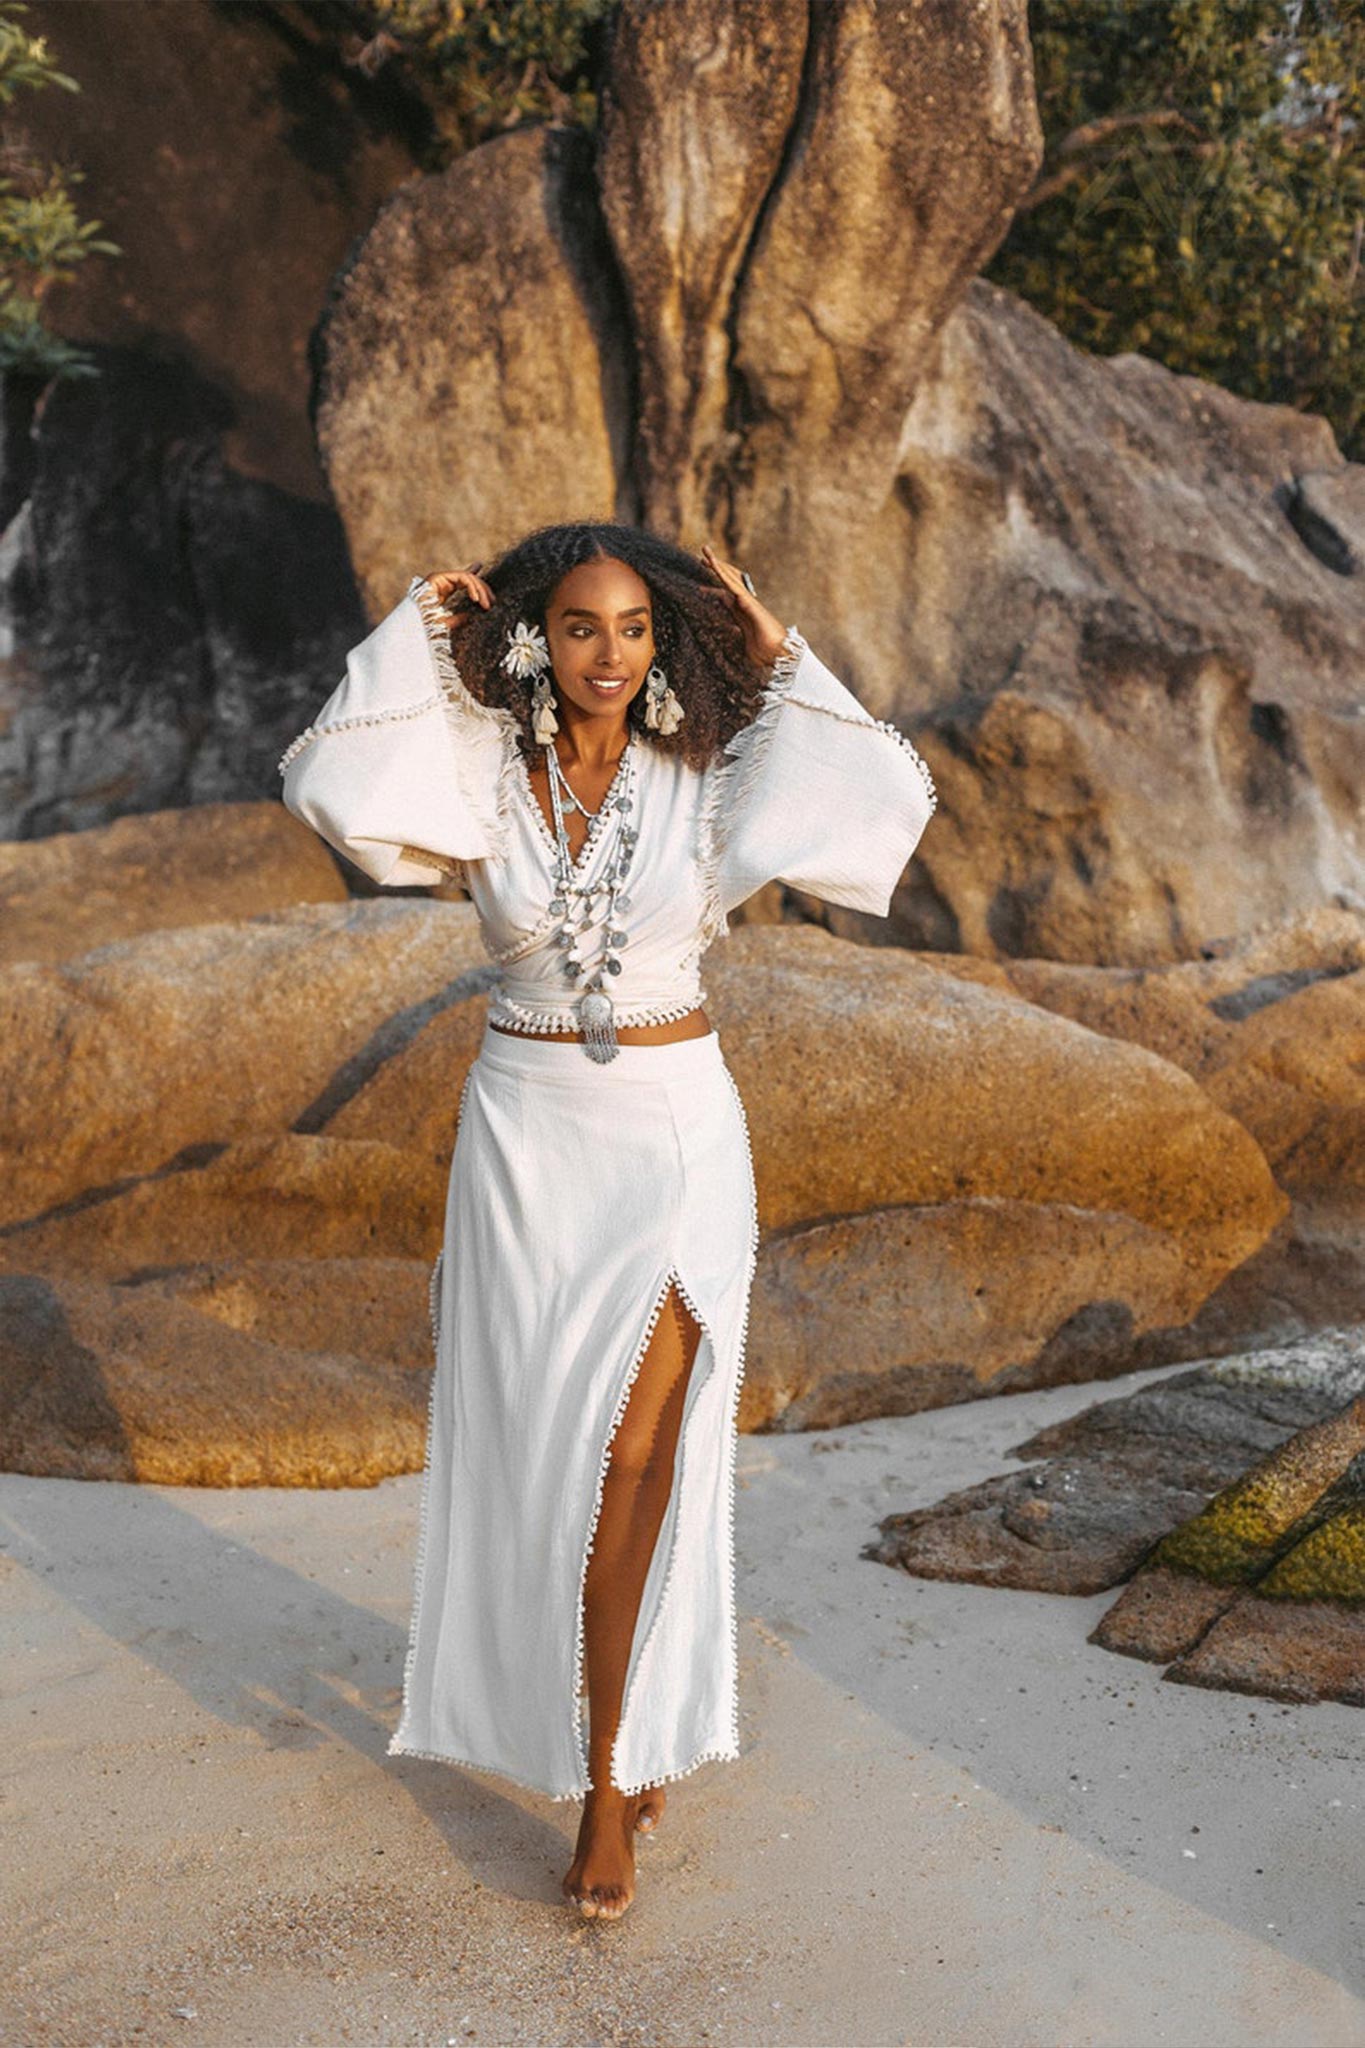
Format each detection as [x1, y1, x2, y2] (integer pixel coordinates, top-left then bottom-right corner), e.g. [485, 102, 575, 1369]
[387, 1022, 759, 1800]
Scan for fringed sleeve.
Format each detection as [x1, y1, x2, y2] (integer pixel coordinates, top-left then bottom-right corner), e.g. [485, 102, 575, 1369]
[277, 575, 519, 888]
[697, 627, 938, 938]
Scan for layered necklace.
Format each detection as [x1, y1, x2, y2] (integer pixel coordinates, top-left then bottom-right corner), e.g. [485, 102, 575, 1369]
[542, 735, 638, 1063]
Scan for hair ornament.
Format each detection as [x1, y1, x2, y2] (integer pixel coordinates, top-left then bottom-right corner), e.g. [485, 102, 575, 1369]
[500, 619, 551, 682]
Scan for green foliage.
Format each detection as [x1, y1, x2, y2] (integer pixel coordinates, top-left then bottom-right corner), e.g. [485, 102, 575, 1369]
[989, 1, 1365, 456]
[0, 1, 118, 382]
[355, 0, 613, 158]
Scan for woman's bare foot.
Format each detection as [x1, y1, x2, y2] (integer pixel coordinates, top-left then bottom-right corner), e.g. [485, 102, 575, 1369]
[562, 1787, 646, 1920]
[635, 1782, 666, 1835]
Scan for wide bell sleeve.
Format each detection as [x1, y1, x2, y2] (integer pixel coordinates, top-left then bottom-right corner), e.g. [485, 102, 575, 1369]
[699, 627, 938, 933]
[276, 574, 519, 887]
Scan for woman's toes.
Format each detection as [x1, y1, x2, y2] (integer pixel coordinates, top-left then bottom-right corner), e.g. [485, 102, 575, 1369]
[634, 1788, 666, 1834]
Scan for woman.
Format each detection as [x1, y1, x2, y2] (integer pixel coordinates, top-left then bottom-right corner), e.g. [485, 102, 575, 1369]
[277, 520, 937, 1920]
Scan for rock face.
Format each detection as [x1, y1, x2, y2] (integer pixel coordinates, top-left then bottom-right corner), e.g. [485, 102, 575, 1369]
[2, 347, 371, 841]
[1093, 1379, 1365, 1707]
[20, 0, 429, 501]
[0, 1270, 431, 1488]
[868, 1330, 1365, 1705]
[865, 1334, 1365, 1594]
[723, 1, 1041, 590]
[0, 899, 488, 1225]
[0, 801, 346, 967]
[598, 0, 1041, 543]
[921, 908, 1365, 1350]
[811, 283, 1365, 966]
[315, 123, 637, 618]
[593, 0, 808, 540]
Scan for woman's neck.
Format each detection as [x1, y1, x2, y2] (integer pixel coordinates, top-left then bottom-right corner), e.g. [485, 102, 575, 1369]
[551, 701, 631, 771]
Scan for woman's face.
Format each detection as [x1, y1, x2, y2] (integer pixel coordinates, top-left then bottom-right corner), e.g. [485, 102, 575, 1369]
[543, 556, 656, 725]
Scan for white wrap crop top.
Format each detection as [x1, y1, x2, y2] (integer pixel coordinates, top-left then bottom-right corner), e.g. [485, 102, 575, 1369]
[278, 575, 938, 1030]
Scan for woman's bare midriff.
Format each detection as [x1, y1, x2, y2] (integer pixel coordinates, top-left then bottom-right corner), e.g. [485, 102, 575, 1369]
[488, 1006, 713, 1047]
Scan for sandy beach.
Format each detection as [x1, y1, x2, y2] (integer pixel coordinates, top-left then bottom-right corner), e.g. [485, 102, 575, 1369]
[4, 1357, 1363, 2048]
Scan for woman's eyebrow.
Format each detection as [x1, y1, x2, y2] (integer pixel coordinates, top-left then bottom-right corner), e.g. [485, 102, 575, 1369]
[559, 605, 650, 619]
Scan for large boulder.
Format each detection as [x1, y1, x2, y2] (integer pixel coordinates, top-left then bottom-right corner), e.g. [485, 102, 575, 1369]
[921, 908, 1365, 1346]
[865, 1333, 1365, 1593]
[943, 907, 1365, 1203]
[314, 123, 634, 619]
[707, 926, 1280, 1248]
[593, 0, 808, 541]
[0, 1269, 430, 1487]
[800, 282, 1365, 966]
[724, 0, 1041, 568]
[0, 1136, 445, 1280]
[0, 801, 346, 967]
[705, 926, 1287, 1421]
[0, 899, 487, 1225]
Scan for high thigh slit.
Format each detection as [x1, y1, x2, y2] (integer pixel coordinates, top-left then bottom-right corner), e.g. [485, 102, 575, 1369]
[580, 1281, 703, 1791]
[387, 1023, 760, 1801]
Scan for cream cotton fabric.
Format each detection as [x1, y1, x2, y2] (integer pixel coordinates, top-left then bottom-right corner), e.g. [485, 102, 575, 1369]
[278, 574, 936, 1798]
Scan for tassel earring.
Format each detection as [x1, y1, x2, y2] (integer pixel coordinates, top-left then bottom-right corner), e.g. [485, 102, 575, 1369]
[500, 618, 558, 744]
[643, 660, 684, 736]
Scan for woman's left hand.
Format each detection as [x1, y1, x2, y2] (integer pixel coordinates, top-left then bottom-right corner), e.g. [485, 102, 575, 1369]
[698, 544, 791, 670]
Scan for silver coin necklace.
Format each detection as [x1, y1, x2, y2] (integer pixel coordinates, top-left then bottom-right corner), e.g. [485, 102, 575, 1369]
[543, 733, 638, 1063]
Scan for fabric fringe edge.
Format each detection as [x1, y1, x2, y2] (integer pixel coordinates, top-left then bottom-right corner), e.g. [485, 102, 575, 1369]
[693, 626, 808, 958]
[385, 1069, 474, 1769]
[406, 573, 524, 861]
[487, 993, 710, 1034]
[590, 1065, 761, 1800]
[276, 690, 444, 776]
[691, 625, 941, 954]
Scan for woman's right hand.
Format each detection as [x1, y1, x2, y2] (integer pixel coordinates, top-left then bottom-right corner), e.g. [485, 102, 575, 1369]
[423, 565, 494, 626]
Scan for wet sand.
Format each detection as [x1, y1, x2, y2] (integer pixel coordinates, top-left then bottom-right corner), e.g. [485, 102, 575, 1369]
[4, 1359, 1363, 2047]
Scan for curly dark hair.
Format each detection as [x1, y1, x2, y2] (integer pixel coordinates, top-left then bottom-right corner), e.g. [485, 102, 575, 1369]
[445, 520, 768, 771]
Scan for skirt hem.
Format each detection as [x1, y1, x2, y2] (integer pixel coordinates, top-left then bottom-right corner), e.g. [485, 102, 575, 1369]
[384, 1729, 743, 1804]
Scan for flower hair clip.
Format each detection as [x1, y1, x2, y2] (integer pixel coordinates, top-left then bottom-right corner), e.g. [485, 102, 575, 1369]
[500, 619, 551, 682]
[501, 618, 559, 744]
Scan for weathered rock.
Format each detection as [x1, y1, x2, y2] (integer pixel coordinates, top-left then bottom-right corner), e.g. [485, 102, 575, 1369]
[2, 347, 371, 842]
[795, 282, 1365, 966]
[0, 1269, 429, 1487]
[123, 1257, 435, 1373]
[926, 907, 1365, 1200]
[0, 1136, 445, 1281]
[1165, 1591, 1365, 1708]
[727, 0, 1041, 568]
[1091, 1374, 1365, 1702]
[707, 923, 1284, 1268]
[1141, 1389, 1365, 1589]
[0, 802, 346, 967]
[1088, 1567, 1241, 1664]
[595, 0, 808, 539]
[864, 1336, 1365, 1594]
[315, 123, 635, 620]
[0, 899, 487, 1225]
[20, 0, 427, 500]
[1163, 1482, 1365, 1705]
[746, 1199, 1214, 1432]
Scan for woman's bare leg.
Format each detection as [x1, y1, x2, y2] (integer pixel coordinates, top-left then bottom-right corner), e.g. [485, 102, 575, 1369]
[562, 1285, 702, 1919]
